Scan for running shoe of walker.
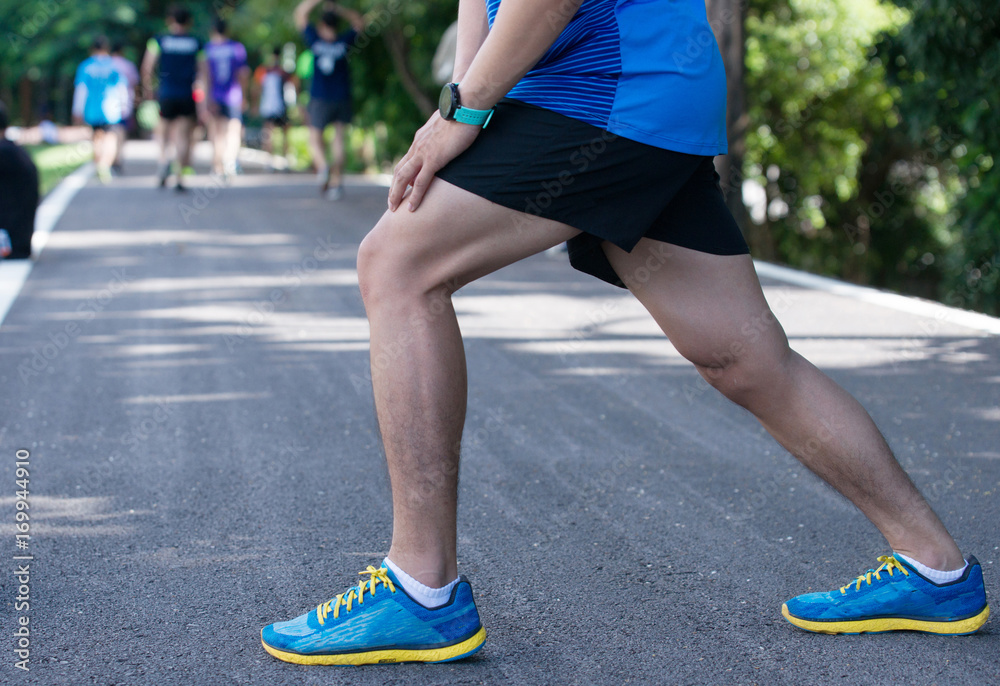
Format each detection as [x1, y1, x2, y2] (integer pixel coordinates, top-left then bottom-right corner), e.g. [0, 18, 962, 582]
[317, 165, 331, 194]
[157, 161, 172, 188]
[782, 554, 989, 635]
[261, 564, 487, 665]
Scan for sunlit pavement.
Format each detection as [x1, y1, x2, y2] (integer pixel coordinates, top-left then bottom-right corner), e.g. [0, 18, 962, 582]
[0, 142, 998, 685]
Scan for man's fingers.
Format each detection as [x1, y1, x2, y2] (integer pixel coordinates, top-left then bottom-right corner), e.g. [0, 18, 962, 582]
[388, 157, 419, 211]
[406, 166, 437, 212]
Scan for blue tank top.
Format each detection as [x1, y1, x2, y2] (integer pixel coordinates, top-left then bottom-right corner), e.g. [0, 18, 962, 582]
[486, 0, 728, 155]
[150, 34, 203, 100]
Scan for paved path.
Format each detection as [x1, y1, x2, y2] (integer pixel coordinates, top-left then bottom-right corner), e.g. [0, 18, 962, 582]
[1, 143, 998, 685]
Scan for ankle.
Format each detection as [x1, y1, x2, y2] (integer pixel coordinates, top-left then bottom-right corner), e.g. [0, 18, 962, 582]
[893, 545, 965, 573]
[385, 548, 457, 588]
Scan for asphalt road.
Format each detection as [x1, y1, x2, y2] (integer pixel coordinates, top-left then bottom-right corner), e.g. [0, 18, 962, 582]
[1, 145, 998, 685]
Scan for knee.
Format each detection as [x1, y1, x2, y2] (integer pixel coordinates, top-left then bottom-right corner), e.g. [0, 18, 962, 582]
[356, 216, 452, 313]
[689, 338, 793, 408]
[356, 224, 393, 309]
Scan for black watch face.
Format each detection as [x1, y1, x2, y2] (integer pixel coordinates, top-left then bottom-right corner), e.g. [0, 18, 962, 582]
[439, 84, 456, 120]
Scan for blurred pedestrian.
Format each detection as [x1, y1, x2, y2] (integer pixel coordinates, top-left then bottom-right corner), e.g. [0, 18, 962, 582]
[205, 18, 249, 178]
[254, 46, 293, 170]
[141, 5, 206, 192]
[0, 100, 39, 260]
[110, 41, 140, 174]
[293, 0, 365, 199]
[72, 36, 127, 184]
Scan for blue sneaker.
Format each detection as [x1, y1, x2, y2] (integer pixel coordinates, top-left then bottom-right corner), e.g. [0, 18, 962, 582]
[261, 565, 486, 665]
[782, 554, 990, 635]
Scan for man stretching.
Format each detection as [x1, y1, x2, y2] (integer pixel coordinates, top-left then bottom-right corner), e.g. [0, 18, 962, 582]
[261, 0, 989, 667]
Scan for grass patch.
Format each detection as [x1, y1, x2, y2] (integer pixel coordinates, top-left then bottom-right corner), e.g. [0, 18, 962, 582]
[24, 142, 91, 196]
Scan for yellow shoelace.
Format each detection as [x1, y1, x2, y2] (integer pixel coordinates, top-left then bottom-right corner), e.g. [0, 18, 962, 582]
[316, 565, 396, 626]
[839, 555, 909, 595]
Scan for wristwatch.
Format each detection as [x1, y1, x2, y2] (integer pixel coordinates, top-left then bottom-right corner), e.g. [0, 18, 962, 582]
[439, 83, 494, 127]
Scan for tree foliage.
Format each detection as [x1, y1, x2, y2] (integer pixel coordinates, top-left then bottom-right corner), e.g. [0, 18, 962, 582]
[0, 0, 455, 167]
[743, 0, 931, 286]
[879, 0, 1000, 314]
[743, 0, 999, 314]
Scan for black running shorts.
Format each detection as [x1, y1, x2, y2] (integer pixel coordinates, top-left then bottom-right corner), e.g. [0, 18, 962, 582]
[308, 98, 352, 129]
[159, 97, 196, 121]
[436, 98, 749, 288]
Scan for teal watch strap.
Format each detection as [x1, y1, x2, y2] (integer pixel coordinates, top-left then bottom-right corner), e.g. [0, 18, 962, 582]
[453, 105, 494, 128]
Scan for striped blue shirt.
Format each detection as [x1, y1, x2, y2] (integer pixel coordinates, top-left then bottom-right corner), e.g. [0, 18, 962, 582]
[486, 0, 728, 155]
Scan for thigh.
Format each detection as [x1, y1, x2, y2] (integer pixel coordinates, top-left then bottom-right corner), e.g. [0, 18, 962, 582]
[362, 177, 581, 293]
[602, 239, 788, 368]
[331, 122, 346, 144]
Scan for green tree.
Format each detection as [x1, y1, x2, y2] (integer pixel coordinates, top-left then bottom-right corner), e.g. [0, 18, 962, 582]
[743, 0, 936, 286]
[879, 0, 1000, 314]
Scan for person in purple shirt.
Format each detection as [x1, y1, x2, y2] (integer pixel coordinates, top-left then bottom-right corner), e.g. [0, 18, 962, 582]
[205, 19, 249, 177]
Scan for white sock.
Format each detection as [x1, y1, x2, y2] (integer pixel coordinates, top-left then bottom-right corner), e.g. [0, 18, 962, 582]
[383, 558, 459, 609]
[894, 552, 967, 584]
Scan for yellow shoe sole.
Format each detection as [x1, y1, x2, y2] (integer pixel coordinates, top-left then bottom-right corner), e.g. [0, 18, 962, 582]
[261, 626, 486, 665]
[781, 603, 989, 635]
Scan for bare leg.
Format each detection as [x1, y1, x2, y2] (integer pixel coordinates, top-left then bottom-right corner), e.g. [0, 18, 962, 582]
[261, 121, 274, 155]
[329, 122, 346, 188]
[114, 124, 126, 167]
[225, 116, 242, 172]
[97, 129, 118, 170]
[156, 119, 171, 166]
[92, 129, 106, 166]
[603, 239, 964, 570]
[175, 116, 194, 171]
[279, 124, 288, 159]
[308, 126, 327, 174]
[210, 115, 225, 175]
[357, 179, 579, 586]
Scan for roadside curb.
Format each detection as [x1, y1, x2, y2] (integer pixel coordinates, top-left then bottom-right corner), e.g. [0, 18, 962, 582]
[754, 260, 1000, 336]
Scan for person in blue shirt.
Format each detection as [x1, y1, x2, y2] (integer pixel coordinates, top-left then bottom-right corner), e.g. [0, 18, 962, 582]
[73, 36, 127, 184]
[260, 0, 989, 667]
[293, 0, 365, 199]
[141, 6, 206, 192]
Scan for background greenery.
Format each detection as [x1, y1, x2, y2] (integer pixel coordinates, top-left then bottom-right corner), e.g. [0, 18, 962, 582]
[1, 0, 996, 313]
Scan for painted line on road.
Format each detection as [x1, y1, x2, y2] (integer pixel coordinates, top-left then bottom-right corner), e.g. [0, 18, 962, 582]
[754, 260, 1000, 336]
[0, 163, 93, 329]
